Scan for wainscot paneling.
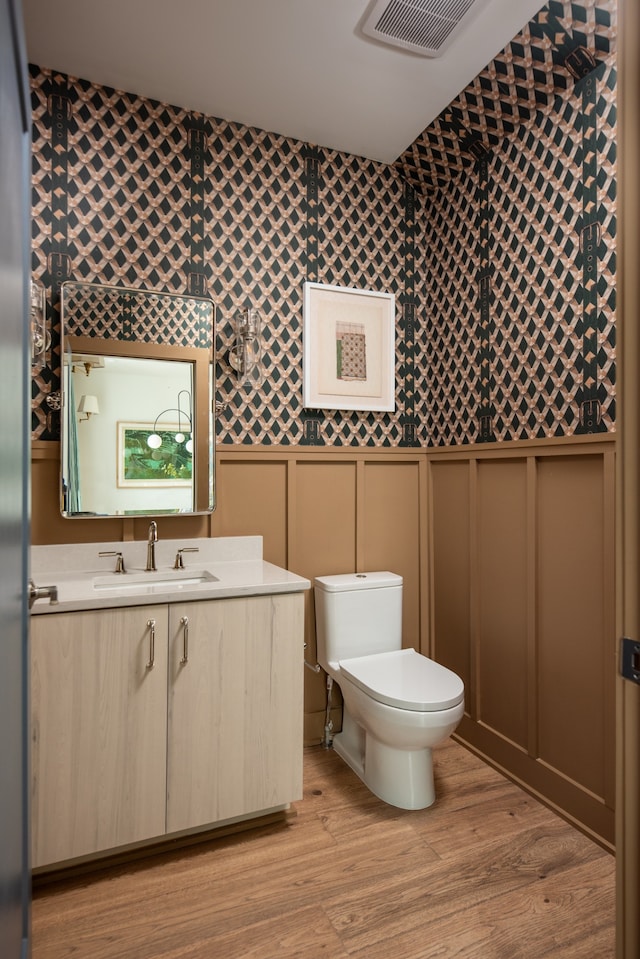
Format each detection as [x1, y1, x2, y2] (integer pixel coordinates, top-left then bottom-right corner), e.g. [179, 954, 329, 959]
[31, 436, 615, 845]
[211, 447, 428, 748]
[428, 435, 616, 848]
[32, 444, 427, 749]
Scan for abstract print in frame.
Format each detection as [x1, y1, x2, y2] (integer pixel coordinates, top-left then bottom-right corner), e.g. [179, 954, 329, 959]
[303, 282, 396, 412]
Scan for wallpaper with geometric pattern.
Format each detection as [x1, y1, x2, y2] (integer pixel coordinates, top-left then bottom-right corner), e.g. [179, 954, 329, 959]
[397, 0, 617, 191]
[29, 0, 616, 448]
[421, 57, 616, 444]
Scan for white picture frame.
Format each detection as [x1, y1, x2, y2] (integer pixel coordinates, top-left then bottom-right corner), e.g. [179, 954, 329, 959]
[303, 281, 396, 412]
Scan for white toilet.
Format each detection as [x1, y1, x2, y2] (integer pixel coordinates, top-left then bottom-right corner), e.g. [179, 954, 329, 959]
[314, 571, 464, 810]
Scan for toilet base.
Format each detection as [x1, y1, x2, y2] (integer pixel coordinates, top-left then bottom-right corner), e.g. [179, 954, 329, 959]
[332, 724, 436, 810]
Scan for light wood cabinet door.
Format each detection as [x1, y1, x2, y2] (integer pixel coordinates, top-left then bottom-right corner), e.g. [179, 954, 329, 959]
[166, 594, 304, 833]
[31, 606, 168, 867]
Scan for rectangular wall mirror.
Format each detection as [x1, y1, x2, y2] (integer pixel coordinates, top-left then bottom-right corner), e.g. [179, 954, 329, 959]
[60, 281, 215, 518]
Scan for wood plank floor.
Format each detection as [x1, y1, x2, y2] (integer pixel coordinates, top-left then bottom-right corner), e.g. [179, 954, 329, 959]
[31, 741, 615, 959]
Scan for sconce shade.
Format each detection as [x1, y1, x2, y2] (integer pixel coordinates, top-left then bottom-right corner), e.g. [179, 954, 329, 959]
[77, 394, 100, 417]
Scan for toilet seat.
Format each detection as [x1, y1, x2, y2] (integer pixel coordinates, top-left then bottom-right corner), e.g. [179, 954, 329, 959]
[338, 648, 464, 712]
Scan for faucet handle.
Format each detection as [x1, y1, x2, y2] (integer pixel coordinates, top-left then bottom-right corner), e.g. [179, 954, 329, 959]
[99, 550, 126, 573]
[174, 547, 199, 569]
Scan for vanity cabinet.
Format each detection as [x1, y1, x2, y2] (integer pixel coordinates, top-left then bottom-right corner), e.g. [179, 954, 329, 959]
[30, 606, 169, 867]
[31, 593, 304, 869]
[166, 595, 304, 832]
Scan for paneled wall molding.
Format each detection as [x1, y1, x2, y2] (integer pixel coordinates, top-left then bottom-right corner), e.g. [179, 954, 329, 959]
[425, 430, 615, 459]
[32, 435, 615, 846]
[428, 432, 616, 847]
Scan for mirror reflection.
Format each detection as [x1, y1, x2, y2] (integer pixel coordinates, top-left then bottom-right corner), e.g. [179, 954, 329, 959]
[61, 282, 215, 518]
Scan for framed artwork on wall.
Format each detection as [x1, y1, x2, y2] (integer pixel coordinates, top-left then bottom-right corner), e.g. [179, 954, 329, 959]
[303, 281, 396, 412]
[117, 422, 193, 488]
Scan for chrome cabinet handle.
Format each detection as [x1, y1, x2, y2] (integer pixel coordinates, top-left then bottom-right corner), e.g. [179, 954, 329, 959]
[180, 616, 189, 664]
[146, 619, 156, 669]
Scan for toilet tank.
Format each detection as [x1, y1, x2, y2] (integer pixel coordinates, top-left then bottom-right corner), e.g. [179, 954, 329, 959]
[314, 571, 403, 669]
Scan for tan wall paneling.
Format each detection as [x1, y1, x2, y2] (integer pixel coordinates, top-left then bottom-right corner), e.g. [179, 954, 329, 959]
[294, 459, 358, 581]
[33, 445, 416, 746]
[476, 458, 529, 751]
[210, 455, 288, 568]
[361, 459, 426, 652]
[203, 447, 427, 746]
[31, 437, 615, 843]
[536, 454, 613, 799]
[293, 457, 359, 744]
[429, 435, 616, 846]
[429, 460, 472, 707]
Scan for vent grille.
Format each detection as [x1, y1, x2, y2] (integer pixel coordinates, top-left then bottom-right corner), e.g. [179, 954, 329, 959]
[362, 0, 481, 58]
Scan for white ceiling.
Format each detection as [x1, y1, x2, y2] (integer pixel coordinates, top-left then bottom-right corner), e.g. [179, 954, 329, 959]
[21, 0, 545, 164]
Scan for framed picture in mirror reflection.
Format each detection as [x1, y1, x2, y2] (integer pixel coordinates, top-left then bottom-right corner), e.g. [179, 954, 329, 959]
[117, 421, 193, 488]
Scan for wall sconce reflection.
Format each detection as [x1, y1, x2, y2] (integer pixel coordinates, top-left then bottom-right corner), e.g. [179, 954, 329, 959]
[71, 353, 105, 377]
[229, 308, 264, 388]
[30, 279, 49, 366]
[77, 394, 100, 422]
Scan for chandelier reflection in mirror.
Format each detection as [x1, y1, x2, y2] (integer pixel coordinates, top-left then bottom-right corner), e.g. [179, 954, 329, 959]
[137, 390, 193, 481]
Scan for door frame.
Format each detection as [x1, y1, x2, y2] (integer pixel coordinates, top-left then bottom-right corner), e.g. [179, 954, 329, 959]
[0, 0, 31, 957]
[616, 0, 640, 956]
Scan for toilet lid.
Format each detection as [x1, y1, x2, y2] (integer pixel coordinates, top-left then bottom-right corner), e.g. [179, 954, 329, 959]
[338, 648, 464, 712]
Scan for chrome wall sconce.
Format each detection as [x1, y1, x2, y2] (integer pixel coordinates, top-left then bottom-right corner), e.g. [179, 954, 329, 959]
[77, 394, 100, 422]
[147, 390, 193, 454]
[229, 308, 264, 388]
[30, 279, 49, 366]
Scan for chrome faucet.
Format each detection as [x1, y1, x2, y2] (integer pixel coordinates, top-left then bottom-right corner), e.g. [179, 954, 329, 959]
[146, 521, 158, 571]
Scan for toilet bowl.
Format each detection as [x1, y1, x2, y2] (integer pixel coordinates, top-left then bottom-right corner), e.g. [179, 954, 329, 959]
[314, 572, 464, 810]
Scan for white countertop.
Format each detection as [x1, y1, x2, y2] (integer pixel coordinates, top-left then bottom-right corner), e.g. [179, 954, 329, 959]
[30, 536, 310, 614]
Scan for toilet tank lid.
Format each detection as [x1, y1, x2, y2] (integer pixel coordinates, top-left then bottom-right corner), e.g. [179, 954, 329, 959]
[314, 571, 402, 592]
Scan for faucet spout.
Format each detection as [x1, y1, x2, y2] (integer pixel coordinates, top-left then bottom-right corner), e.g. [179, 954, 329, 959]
[146, 521, 158, 571]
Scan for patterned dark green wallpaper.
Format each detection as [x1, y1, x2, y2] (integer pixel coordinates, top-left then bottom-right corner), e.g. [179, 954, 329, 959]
[422, 57, 616, 444]
[30, 70, 411, 446]
[29, 0, 617, 448]
[397, 0, 616, 191]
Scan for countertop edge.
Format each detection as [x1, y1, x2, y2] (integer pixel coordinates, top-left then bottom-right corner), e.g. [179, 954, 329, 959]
[31, 578, 311, 615]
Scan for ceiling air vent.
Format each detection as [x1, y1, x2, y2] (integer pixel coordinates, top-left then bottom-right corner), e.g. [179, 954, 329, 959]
[361, 0, 484, 58]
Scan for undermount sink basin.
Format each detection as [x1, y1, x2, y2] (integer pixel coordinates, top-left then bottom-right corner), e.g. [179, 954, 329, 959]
[93, 569, 219, 591]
